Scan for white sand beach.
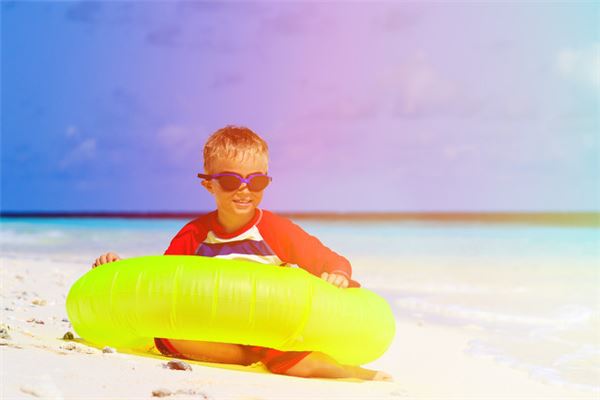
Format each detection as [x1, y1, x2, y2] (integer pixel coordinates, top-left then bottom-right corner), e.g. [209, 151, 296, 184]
[2, 217, 599, 399]
[1, 250, 597, 400]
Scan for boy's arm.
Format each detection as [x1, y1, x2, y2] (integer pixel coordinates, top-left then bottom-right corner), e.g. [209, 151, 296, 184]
[259, 212, 360, 287]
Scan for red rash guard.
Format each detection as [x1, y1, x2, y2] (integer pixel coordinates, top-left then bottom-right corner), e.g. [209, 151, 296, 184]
[154, 208, 359, 373]
[163, 208, 360, 287]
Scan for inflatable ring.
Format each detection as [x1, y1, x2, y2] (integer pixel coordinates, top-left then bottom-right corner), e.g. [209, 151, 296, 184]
[66, 255, 395, 365]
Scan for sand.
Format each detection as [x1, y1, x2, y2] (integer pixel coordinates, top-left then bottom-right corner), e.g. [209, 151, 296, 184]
[1, 255, 597, 400]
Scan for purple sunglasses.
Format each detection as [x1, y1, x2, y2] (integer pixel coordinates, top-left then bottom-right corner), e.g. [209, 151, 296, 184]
[197, 172, 272, 192]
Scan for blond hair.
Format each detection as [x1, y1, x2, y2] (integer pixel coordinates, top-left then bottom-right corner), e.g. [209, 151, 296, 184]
[203, 125, 269, 173]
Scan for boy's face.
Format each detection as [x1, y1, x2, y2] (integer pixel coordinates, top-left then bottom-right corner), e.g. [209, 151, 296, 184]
[202, 155, 268, 220]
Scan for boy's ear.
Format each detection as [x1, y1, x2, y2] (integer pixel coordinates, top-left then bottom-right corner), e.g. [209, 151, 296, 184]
[201, 179, 214, 194]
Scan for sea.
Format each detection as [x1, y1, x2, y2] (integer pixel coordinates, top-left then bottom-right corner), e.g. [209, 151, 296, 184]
[1, 215, 598, 392]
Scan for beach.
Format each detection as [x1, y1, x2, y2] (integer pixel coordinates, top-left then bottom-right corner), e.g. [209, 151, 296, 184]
[1, 216, 598, 399]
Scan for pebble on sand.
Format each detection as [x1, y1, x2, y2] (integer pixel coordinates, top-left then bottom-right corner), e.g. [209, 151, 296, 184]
[152, 388, 172, 397]
[0, 324, 11, 340]
[61, 343, 78, 351]
[152, 388, 210, 398]
[19, 385, 41, 397]
[102, 346, 116, 353]
[60, 342, 98, 354]
[163, 360, 192, 371]
[31, 298, 47, 306]
[26, 318, 45, 325]
[62, 331, 75, 340]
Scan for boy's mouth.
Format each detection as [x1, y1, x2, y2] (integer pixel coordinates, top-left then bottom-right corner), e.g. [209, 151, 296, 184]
[233, 199, 252, 207]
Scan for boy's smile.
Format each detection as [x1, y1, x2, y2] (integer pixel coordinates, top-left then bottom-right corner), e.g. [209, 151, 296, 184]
[201, 155, 269, 233]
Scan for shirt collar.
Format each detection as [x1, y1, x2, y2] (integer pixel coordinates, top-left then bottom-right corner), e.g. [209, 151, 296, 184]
[209, 208, 262, 239]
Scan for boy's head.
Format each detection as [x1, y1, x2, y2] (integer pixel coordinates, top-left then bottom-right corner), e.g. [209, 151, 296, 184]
[203, 125, 269, 174]
[201, 125, 270, 220]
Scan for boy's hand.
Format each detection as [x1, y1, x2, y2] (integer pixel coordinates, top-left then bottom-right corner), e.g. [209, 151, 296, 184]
[321, 272, 349, 288]
[92, 252, 121, 269]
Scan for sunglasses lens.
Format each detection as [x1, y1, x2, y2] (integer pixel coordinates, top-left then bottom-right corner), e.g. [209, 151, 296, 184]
[217, 176, 242, 191]
[248, 176, 270, 192]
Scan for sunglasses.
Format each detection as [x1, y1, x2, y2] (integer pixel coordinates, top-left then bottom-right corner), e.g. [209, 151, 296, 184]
[197, 172, 272, 192]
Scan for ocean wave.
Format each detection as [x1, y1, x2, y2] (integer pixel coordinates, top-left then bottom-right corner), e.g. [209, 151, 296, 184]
[465, 339, 600, 392]
[0, 229, 67, 245]
[365, 281, 532, 295]
[394, 297, 594, 328]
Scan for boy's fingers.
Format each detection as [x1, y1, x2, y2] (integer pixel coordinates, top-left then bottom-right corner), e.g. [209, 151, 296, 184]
[321, 272, 349, 288]
[93, 253, 120, 268]
[333, 275, 345, 287]
[324, 274, 345, 287]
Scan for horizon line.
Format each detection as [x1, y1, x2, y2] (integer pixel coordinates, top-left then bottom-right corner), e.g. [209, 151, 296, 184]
[1, 210, 598, 227]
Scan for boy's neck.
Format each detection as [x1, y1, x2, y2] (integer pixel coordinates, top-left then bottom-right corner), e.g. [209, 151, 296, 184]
[216, 209, 257, 234]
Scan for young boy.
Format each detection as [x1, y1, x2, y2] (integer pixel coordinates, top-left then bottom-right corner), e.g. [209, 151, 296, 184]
[93, 125, 391, 381]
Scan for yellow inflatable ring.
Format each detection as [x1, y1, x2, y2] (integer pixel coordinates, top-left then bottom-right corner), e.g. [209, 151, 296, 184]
[66, 255, 395, 365]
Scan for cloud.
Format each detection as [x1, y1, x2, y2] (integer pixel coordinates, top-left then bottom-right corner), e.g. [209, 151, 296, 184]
[146, 25, 182, 47]
[111, 87, 144, 116]
[141, 2, 266, 51]
[301, 90, 380, 121]
[144, 19, 239, 52]
[259, 4, 333, 36]
[176, 1, 264, 16]
[380, 51, 486, 119]
[176, 1, 226, 14]
[65, 2, 102, 23]
[260, 8, 312, 35]
[65, 2, 135, 26]
[483, 91, 538, 121]
[373, 4, 425, 32]
[443, 145, 477, 162]
[65, 125, 79, 138]
[59, 138, 96, 169]
[387, 52, 463, 118]
[556, 43, 600, 89]
[155, 124, 202, 166]
[209, 73, 243, 89]
[2, 1, 18, 12]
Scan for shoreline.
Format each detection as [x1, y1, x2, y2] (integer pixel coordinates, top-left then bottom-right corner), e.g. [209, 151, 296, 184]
[2, 211, 599, 227]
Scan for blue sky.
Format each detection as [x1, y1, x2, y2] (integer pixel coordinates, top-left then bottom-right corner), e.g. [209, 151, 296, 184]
[1, 1, 598, 212]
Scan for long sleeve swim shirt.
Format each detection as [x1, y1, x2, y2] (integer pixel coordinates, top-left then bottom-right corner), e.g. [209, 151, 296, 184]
[164, 209, 360, 287]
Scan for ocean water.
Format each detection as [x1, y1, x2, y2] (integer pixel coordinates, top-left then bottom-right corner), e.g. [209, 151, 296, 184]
[1, 216, 599, 392]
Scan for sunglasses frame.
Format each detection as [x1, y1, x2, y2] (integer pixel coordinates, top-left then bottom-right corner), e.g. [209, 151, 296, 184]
[197, 172, 272, 192]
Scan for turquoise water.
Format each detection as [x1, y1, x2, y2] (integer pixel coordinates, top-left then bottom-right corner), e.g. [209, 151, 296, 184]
[1, 217, 599, 391]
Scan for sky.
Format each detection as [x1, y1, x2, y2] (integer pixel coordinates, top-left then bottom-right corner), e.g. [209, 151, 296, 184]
[1, 1, 599, 213]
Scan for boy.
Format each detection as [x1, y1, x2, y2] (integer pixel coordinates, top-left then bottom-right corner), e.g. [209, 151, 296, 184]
[93, 125, 391, 381]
